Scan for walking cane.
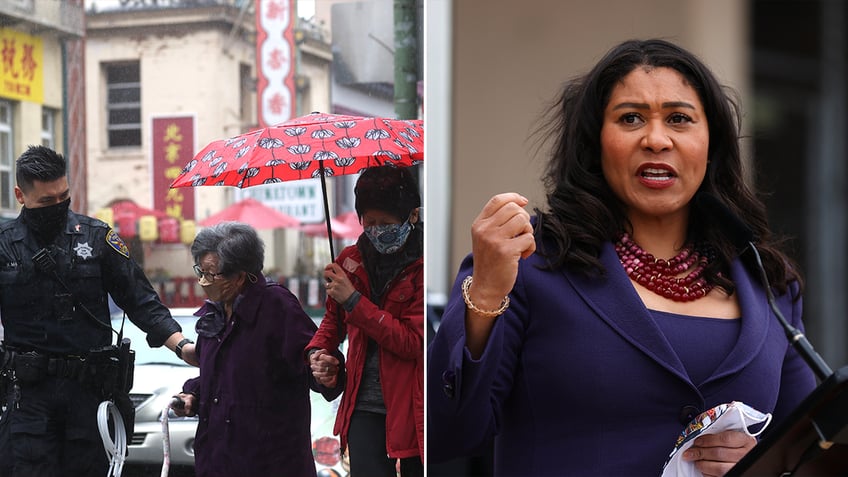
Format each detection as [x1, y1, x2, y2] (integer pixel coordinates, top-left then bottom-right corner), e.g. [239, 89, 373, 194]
[161, 396, 184, 477]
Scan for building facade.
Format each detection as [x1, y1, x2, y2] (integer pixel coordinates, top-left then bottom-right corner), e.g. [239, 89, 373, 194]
[0, 0, 85, 219]
[85, 1, 333, 306]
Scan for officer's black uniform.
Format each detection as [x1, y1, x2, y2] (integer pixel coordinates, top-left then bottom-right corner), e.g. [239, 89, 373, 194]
[0, 210, 181, 477]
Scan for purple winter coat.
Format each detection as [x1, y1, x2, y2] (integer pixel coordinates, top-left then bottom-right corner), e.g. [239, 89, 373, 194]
[183, 275, 338, 477]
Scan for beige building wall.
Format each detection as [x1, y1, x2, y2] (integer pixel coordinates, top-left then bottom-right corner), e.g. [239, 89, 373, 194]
[85, 6, 333, 278]
[298, 41, 334, 116]
[86, 8, 255, 276]
[85, 20, 253, 216]
[440, 0, 749, 289]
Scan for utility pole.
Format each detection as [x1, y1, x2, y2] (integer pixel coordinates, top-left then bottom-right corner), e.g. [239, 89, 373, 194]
[393, 0, 419, 120]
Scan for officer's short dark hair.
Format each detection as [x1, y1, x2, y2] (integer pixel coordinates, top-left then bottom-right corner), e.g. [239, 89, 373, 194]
[191, 222, 264, 277]
[354, 165, 421, 222]
[16, 145, 68, 192]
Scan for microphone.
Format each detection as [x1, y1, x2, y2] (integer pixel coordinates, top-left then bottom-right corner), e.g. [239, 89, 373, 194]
[697, 193, 833, 381]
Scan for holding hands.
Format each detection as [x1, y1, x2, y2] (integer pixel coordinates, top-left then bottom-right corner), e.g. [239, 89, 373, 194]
[309, 348, 341, 389]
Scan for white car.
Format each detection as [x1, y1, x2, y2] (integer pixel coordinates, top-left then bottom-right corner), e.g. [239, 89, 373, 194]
[112, 308, 200, 470]
[114, 308, 347, 476]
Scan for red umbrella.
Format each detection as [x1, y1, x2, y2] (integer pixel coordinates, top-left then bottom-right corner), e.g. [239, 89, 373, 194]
[110, 199, 169, 220]
[198, 198, 300, 230]
[335, 210, 362, 231]
[300, 211, 363, 239]
[170, 112, 423, 259]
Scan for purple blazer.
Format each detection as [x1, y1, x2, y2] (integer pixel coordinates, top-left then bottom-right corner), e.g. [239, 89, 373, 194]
[427, 241, 817, 476]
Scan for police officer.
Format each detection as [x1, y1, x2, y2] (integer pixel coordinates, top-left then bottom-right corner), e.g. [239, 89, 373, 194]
[0, 145, 197, 477]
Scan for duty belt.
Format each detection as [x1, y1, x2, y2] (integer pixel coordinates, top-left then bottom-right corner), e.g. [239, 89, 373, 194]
[45, 355, 88, 379]
[6, 351, 88, 382]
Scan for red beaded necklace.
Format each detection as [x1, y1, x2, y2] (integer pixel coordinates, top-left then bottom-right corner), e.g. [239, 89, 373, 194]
[614, 233, 713, 302]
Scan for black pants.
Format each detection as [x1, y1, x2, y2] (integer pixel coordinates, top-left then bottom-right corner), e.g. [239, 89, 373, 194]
[348, 410, 423, 477]
[0, 376, 108, 477]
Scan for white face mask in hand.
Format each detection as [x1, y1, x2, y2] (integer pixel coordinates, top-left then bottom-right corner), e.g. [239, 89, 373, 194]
[661, 401, 772, 477]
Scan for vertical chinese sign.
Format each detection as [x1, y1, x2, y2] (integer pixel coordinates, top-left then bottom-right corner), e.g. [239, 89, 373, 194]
[152, 116, 195, 222]
[0, 27, 44, 103]
[256, 0, 296, 128]
[250, 0, 323, 224]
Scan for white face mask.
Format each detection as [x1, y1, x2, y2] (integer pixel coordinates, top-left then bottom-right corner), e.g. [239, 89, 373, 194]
[661, 401, 772, 477]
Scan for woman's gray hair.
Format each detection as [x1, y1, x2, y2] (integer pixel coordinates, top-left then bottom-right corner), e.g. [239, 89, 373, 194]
[191, 222, 264, 276]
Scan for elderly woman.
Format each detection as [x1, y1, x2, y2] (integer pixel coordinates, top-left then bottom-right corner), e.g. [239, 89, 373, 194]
[174, 222, 341, 477]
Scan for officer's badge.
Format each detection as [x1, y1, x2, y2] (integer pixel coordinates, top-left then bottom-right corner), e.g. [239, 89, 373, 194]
[106, 229, 130, 259]
[73, 242, 93, 260]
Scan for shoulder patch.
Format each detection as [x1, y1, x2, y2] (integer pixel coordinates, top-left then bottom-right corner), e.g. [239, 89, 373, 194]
[106, 229, 130, 259]
[342, 256, 360, 274]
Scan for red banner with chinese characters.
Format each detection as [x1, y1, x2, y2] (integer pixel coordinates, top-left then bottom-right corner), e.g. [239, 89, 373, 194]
[152, 116, 195, 221]
[0, 27, 44, 103]
[256, 0, 296, 128]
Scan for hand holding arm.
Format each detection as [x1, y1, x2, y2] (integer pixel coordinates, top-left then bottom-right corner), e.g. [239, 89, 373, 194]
[164, 332, 199, 367]
[465, 192, 535, 358]
[180, 343, 199, 367]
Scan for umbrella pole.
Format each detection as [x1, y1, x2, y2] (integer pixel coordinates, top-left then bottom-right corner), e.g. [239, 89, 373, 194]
[318, 160, 336, 261]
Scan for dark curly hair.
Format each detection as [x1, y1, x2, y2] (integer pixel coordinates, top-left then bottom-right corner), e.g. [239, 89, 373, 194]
[532, 38, 801, 296]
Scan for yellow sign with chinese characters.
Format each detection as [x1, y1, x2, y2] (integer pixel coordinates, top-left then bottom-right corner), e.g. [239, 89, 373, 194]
[0, 28, 43, 103]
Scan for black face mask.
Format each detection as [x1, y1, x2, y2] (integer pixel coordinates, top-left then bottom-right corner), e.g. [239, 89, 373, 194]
[22, 198, 71, 244]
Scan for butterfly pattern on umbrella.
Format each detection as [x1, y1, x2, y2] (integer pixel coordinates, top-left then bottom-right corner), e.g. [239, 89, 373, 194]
[176, 114, 423, 188]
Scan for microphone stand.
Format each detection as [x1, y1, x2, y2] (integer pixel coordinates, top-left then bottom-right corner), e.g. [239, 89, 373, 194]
[696, 192, 846, 475]
[727, 243, 847, 476]
[746, 242, 833, 381]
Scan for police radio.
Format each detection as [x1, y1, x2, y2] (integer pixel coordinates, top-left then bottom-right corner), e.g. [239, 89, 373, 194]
[32, 247, 56, 274]
[32, 247, 117, 335]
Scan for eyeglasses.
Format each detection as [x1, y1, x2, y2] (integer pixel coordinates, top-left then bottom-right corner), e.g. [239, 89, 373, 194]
[193, 264, 225, 282]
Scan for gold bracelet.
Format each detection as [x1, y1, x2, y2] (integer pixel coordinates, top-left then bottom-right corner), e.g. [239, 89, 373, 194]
[461, 275, 510, 318]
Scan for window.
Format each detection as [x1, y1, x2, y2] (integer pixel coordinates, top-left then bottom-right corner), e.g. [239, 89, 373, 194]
[752, 0, 848, 364]
[0, 101, 13, 210]
[41, 107, 56, 149]
[240, 63, 253, 122]
[106, 62, 141, 147]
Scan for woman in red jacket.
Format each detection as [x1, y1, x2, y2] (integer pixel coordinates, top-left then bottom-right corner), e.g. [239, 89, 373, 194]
[307, 165, 424, 477]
